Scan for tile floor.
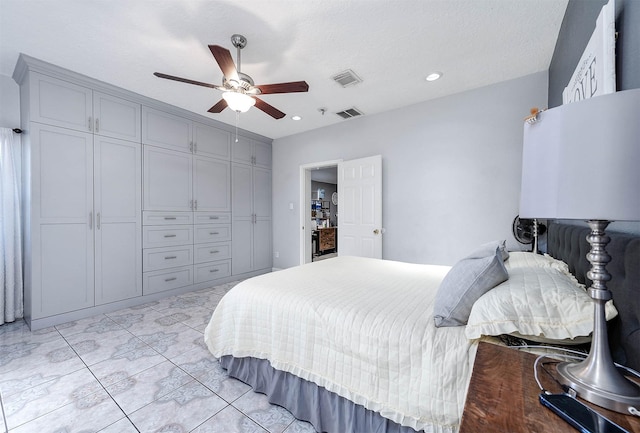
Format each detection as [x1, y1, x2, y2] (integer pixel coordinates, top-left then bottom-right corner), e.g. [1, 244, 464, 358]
[0, 281, 318, 433]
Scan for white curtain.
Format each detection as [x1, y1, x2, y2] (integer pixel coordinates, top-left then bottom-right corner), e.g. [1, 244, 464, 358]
[0, 127, 23, 325]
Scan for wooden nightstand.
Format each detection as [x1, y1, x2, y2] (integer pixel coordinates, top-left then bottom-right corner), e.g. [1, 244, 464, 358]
[459, 341, 640, 433]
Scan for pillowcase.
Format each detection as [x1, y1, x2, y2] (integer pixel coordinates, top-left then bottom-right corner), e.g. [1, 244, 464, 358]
[466, 240, 509, 261]
[506, 251, 568, 273]
[465, 266, 618, 341]
[433, 246, 508, 327]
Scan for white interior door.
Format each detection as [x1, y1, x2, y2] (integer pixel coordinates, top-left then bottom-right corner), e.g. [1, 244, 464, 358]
[338, 155, 382, 258]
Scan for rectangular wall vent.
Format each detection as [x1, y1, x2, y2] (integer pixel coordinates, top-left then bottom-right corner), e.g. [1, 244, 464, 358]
[335, 107, 364, 119]
[331, 69, 362, 87]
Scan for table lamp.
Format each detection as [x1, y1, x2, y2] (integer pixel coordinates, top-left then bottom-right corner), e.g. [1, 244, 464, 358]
[519, 88, 640, 414]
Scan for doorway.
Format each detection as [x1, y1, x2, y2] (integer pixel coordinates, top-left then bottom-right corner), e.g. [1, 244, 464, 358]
[299, 155, 383, 265]
[299, 160, 341, 265]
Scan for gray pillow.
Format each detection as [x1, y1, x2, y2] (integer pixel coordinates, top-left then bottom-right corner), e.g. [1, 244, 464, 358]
[433, 247, 508, 327]
[466, 239, 509, 261]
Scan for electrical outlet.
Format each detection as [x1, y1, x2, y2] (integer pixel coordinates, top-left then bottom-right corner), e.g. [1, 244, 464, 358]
[274, 252, 279, 258]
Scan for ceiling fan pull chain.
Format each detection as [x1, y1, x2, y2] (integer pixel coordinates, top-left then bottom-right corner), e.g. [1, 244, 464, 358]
[235, 111, 239, 143]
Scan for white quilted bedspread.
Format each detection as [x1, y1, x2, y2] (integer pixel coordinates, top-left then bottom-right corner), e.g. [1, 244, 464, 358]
[205, 256, 479, 433]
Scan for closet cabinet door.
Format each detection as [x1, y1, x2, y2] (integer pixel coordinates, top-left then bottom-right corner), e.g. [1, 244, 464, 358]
[253, 166, 271, 218]
[193, 122, 231, 159]
[231, 163, 253, 217]
[94, 136, 142, 305]
[143, 146, 193, 211]
[29, 72, 92, 132]
[253, 218, 272, 271]
[142, 107, 192, 153]
[193, 155, 230, 212]
[30, 124, 94, 317]
[94, 92, 141, 142]
[253, 141, 272, 168]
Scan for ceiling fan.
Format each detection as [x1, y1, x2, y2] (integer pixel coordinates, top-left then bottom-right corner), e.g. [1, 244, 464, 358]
[154, 34, 309, 119]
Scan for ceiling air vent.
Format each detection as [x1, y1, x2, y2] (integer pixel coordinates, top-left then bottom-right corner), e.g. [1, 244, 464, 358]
[335, 107, 364, 119]
[331, 69, 362, 87]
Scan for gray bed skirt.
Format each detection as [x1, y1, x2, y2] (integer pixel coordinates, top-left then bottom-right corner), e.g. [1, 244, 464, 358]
[219, 355, 422, 433]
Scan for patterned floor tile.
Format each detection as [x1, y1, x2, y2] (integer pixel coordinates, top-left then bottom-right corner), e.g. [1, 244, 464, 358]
[0, 336, 85, 381]
[4, 367, 103, 429]
[10, 388, 124, 433]
[128, 380, 227, 432]
[0, 320, 60, 346]
[233, 390, 296, 433]
[55, 314, 123, 338]
[139, 324, 205, 360]
[65, 328, 146, 366]
[181, 305, 216, 331]
[191, 405, 268, 433]
[105, 359, 193, 414]
[173, 346, 251, 403]
[98, 416, 139, 432]
[283, 419, 319, 433]
[88, 345, 165, 387]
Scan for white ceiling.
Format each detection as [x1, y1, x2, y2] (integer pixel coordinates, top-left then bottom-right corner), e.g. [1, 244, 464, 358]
[0, 0, 568, 140]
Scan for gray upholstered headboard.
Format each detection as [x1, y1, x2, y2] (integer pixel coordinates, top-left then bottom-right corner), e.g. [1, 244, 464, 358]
[546, 221, 640, 372]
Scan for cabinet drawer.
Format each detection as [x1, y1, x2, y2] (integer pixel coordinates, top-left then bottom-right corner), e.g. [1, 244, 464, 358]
[194, 242, 231, 264]
[143, 245, 193, 271]
[143, 266, 193, 295]
[143, 225, 193, 248]
[143, 211, 193, 225]
[195, 260, 231, 283]
[194, 212, 231, 225]
[194, 224, 231, 244]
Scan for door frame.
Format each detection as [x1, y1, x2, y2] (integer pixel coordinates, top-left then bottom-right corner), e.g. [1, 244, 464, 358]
[299, 159, 342, 265]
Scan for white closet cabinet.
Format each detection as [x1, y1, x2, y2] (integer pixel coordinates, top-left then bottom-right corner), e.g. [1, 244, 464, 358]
[231, 162, 272, 275]
[29, 71, 141, 142]
[27, 124, 142, 319]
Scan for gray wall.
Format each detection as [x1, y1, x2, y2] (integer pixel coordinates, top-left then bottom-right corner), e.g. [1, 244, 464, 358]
[272, 71, 548, 269]
[1, 74, 20, 128]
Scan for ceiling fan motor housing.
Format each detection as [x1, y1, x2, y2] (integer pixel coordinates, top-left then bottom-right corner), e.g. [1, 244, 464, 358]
[224, 72, 255, 92]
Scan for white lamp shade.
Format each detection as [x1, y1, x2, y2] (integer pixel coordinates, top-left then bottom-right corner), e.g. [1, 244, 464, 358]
[222, 91, 256, 112]
[520, 89, 640, 221]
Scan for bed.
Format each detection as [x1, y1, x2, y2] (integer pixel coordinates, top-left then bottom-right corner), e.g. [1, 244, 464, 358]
[204, 222, 640, 433]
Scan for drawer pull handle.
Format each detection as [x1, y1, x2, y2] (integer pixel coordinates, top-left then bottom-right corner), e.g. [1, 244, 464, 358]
[164, 217, 177, 220]
[210, 250, 220, 254]
[209, 216, 219, 220]
[164, 234, 177, 238]
[210, 232, 219, 235]
[210, 269, 219, 273]
[164, 256, 177, 260]
[164, 277, 177, 282]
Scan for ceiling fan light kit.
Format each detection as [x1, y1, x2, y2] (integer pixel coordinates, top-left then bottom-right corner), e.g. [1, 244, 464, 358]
[222, 91, 256, 112]
[154, 34, 309, 119]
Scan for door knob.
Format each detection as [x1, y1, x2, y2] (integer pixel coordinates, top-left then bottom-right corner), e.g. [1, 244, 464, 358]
[373, 229, 380, 235]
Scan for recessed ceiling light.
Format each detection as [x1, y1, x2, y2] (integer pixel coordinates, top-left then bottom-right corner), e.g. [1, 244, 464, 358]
[426, 72, 443, 82]
[292, 115, 302, 121]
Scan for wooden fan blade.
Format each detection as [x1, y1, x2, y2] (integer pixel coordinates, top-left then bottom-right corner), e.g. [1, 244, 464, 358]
[255, 81, 309, 94]
[154, 72, 220, 90]
[254, 97, 285, 119]
[208, 45, 239, 81]
[208, 99, 228, 113]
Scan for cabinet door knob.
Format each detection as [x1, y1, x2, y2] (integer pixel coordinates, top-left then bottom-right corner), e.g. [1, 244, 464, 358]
[373, 229, 380, 235]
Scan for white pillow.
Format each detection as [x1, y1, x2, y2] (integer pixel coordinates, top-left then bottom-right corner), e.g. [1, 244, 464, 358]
[465, 266, 618, 341]
[506, 252, 569, 273]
